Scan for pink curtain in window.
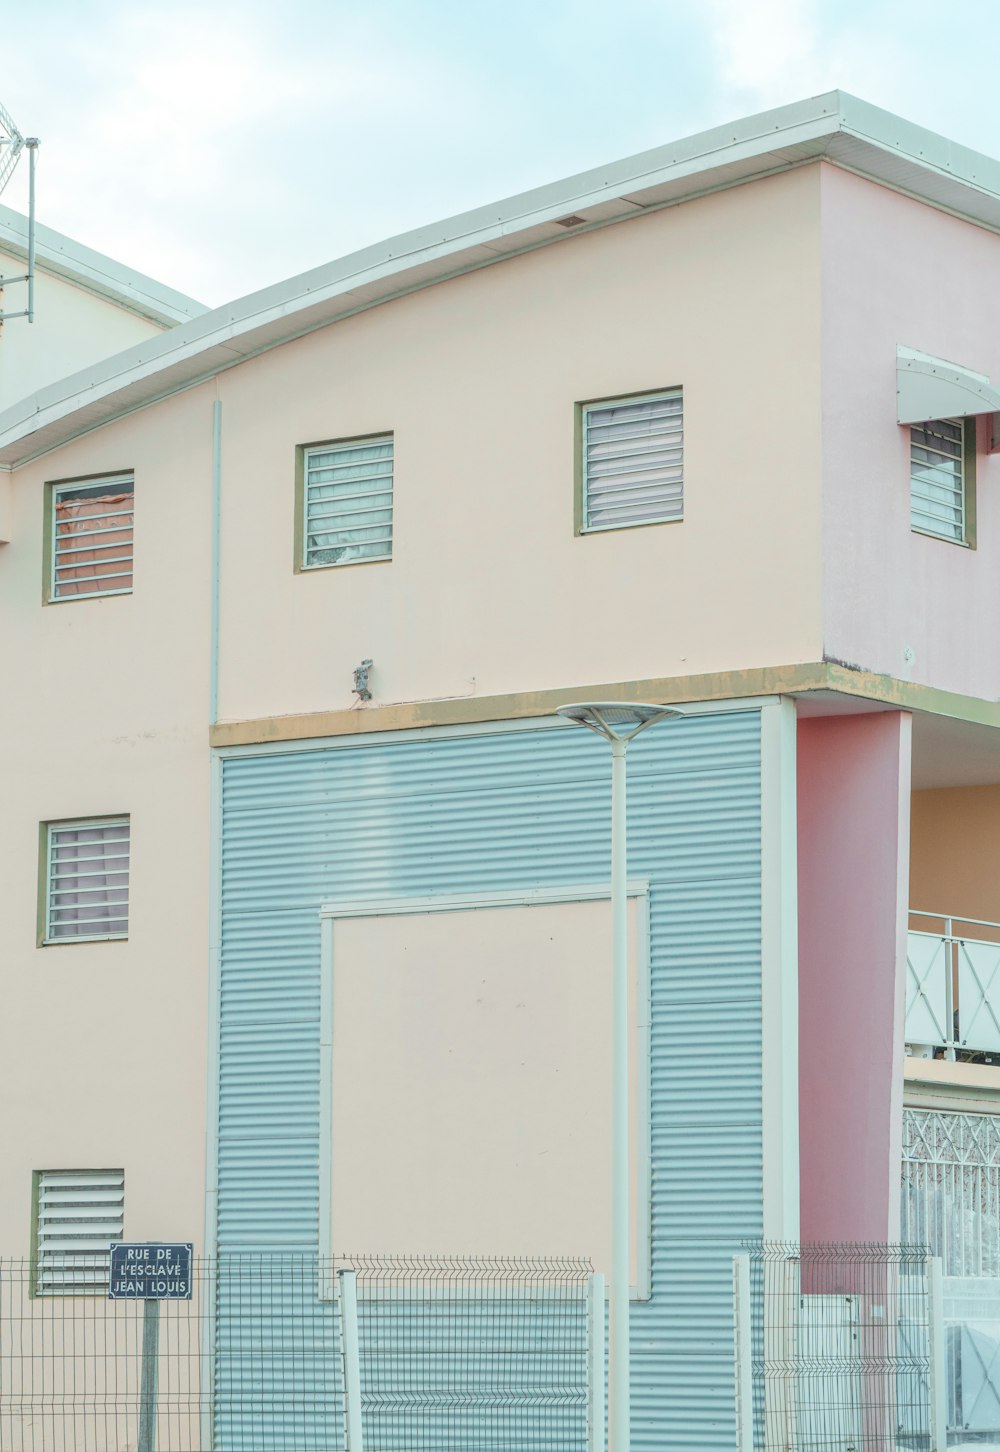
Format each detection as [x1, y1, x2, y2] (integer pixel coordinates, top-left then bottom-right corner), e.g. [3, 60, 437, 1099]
[54, 492, 133, 597]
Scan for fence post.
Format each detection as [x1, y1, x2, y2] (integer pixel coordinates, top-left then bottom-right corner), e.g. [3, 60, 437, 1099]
[733, 1254, 753, 1452]
[945, 919, 957, 1059]
[137, 1299, 160, 1452]
[928, 1255, 947, 1452]
[587, 1272, 606, 1452]
[198, 1256, 216, 1452]
[339, 1268, 364, 1452]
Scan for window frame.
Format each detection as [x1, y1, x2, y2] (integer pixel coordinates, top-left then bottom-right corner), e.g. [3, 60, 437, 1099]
[38, 815, 131, 947]
[43, 470, 135, 605]
[909, 416, 977, 548]
[316, 881, 653, 1304]
[575, 386, 684, 536]
[30, 1168, 125, 1298]
[295, 432, 394, 573]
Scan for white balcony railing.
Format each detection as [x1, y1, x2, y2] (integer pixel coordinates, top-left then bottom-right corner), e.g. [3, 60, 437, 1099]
[906, 912, 1000, 1060]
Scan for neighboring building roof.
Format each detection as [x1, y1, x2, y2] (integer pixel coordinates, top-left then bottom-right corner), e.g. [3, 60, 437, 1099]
[3, 88, 1000, 469]
[0, 203, 206, 327]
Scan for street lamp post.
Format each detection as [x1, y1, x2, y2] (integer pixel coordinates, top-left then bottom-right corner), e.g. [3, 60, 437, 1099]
[555, 703, 681, 1452]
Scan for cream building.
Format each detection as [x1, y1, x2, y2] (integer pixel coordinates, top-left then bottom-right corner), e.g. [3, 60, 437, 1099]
[0, 202, 204, 404]
[3, 91, 1000, 1448]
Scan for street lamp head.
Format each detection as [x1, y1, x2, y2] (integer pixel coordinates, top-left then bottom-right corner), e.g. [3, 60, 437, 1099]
[555, 700, 682, 743]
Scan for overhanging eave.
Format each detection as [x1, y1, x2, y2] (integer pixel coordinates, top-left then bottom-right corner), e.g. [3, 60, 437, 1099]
[897, 346, 1000, 425]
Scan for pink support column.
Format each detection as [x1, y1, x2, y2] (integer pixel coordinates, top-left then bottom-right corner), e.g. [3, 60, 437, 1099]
[797, 711, 912, 1244]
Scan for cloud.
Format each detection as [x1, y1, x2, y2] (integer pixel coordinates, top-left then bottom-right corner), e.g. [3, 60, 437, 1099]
[3, 0, 1000, 305]
[702, 0, 833, 107]
[0, 0, 463, 300]
[698, 0, 1000, 164]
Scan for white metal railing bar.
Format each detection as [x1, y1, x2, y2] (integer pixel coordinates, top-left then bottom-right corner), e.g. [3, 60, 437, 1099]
[912, 910, 1000, 935]
[339, 1268, 364, 1452]
[587, 1272, 606, 1452]
[907, 911, 1000, 1060]
[732, 1254, 753, 1452]
[928, 1256, 948, 1452]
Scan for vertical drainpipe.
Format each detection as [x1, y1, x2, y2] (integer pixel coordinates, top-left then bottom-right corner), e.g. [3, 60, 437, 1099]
[209, 398, 222, 727]
[206, 394, 222, 1224]
[202, 397, 223, 1450]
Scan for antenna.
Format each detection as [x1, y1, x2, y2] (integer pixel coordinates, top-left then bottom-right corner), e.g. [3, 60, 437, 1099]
[0, 97, 39, 324]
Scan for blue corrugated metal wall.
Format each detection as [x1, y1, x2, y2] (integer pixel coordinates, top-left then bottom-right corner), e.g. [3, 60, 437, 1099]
[216, 710, 764, 1448]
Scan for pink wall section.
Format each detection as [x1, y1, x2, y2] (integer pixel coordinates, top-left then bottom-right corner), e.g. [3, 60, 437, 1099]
[797, 712, 911, 1243]
[821, 164, 1000, 696]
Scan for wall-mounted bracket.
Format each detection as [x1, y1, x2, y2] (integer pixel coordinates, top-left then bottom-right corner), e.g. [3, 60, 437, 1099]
[0, 135, 38, 324]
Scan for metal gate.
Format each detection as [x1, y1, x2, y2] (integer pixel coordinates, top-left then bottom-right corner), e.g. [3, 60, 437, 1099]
[903, 1107, 1000, 1437]
[733, 1243, 945, 1452]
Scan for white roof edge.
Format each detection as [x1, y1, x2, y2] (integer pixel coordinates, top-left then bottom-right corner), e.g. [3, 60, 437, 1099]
[837, 93, 1000, 197]
[0, 203, 206, 326]
[5, 89, 1000, 469]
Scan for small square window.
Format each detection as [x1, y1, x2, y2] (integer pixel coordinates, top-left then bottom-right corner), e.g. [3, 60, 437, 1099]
[33, 1169, 124, 1296]
[580, 390, 683, 532]
[48, 474, 134, 601]
[910, 418, 973, 544]
[42, 818, 130, 944]
[301, 436, 393, 568]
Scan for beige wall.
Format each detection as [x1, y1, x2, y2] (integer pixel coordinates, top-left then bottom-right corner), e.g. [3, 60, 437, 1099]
[214, 165, 824, 722]
[331, 899, 642, 1276]
[910, 785, 1000, 927]
[0, 163, 825, 1258]
[0, 384, 215, 1255]
[7, 143, 1000, 1281]
[0, 250, 166, 409]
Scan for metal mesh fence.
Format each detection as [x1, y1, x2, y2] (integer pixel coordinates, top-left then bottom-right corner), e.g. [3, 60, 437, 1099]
[0, 1253, 594, 1451]
[0, 1257, 208, 1451]
[1, 1260, 211, 1452]
[741, 1242, 933, 1452]
[349, 1255, 592, 1452]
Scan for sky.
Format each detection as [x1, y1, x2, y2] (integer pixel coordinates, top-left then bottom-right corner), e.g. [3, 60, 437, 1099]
[2, 0, 1000, 308]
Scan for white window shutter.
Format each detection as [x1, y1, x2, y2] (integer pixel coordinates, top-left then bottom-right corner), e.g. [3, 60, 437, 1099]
[304, 437, 393, 567]
[583, 391, 683, 531]
[911, 418, 965, 541]
[46, 818, 130, 942]
[51, 475, 134, 600]
[36, 1170, 124, 1295]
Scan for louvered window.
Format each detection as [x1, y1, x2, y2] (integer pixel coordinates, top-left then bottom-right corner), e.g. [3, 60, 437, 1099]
[581, 390, 683, 531]
[44, 818, 130, 943]
[50, 474, 134, 600]
[35, 1170, 124, 1295]
[911, 418, 967, 542]
[303, 436, 393, 567]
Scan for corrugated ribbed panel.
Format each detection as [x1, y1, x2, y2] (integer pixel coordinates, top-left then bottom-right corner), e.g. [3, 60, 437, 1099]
[213, 1254, 344, 1452]
[632, 1351, 738, 1444]
[356, 1292, 588, 1451]
[217, 712, 764, 1448]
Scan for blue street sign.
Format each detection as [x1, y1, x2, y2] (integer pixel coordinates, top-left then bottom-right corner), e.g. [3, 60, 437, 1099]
[109, 1243, 193, 1300]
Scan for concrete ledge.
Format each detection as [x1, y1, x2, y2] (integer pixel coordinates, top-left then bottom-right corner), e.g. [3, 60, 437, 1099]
[904, 1055, 1000, 1111]
[209, 661, 1000, 749]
